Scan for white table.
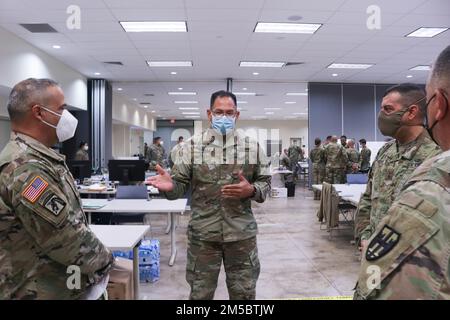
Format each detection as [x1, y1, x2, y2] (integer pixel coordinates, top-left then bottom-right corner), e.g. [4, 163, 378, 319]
[312, 184, 367, 205]
[83, 198, 187, 266]
[90, 224, 149, 300]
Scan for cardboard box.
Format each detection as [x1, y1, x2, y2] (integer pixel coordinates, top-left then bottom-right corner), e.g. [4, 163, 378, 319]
[107, 257, 134, 300]
[270, 187, 287, 198]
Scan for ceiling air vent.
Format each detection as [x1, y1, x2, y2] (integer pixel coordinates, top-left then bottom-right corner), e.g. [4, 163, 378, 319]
[103, 61, 123, 65]
[144, 94, 155, 97]
[20, 23, 57, 33]
[285, 62, 305, 66]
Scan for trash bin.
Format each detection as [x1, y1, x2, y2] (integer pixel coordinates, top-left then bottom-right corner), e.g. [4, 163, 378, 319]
[285, 182, 295, 197]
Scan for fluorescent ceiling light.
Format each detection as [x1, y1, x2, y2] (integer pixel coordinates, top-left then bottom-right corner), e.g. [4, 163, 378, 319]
[120, 21, 187, 32]
[233, 92, 256, 96]
[265, 112, 274, 115]
[286, 92, 308, 96]
[406, 27, 448, 38]
[293, 113, 308, 115]
[243, 88, 248, 91]
[332, 73, 338, 77]
[253, 72, 260, 75]
[174, 101, 198, 104]
[185, 116, 200, 118]
[285, 101, 296, 104]
[264, 108, 281, 110]
[178, 107, 199, 110]
[237, 101, 248, 104]
[171, 72, 177, 75]
[52, 45, 61, 49]
[178, 88, 183, 90]
[151, 111, 156, 113]
[94, 72, 101, 76]
[182, 112, 200, 115]
[117, 88, 123, 91]
[406, 75, 413, 78]
[410, 65, 431, 71]
[328, 63, 373, 69]
[255, 22, 322, 34]
[147, 61, 192, 67]
[168, 92, 197, 95]
[240, 61, 286, 68]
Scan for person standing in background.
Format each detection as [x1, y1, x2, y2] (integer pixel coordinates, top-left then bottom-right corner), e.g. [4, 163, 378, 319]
[346, 140, 360, 174]
[168, 136, 184, 168]
[148, 136, 166, 170]
[310, 138, 326, 200]
[74, 141, 89, 161]
[288, 141, 302, 181]
[340, 135, 348, 148]
[324, 136, 348, 184]
[358, 139, 371, 173]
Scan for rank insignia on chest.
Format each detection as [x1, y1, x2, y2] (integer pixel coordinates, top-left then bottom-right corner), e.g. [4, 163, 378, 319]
[44, 194, 66, 216]
[366, 225, 401, 261]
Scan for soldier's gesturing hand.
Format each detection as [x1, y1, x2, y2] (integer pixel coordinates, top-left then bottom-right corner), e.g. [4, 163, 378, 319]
[145, 164, 174, 192]
[221, 171, 255, 199]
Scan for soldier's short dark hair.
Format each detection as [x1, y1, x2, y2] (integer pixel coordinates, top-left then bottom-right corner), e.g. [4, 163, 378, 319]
[7, 78, 59, 121]
[210, 90, 237, 109]
[340, 135, 347, 139]
[383, 83, 426, 115]
[178, 136, 184, 142]
[315, 138, 321, 146]
[359, 139, 367, 145]
[79, 141, 87, 148]
[431, 45, 450, 89]
[326, 135, 332, 140]
[153, 137, 161, 143]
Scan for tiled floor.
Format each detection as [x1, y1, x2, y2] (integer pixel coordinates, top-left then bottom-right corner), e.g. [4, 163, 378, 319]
[140, 186, 361, 300]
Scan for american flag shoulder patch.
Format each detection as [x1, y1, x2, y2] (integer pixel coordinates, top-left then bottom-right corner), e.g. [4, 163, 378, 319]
[22, 176, 49, 203]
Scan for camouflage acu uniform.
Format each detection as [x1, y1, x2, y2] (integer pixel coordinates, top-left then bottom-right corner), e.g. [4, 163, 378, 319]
[163, 128, 271, 300]
[0, 133, 114, 300]
[288, 145, 302, 179]
[354, 129, 441, 243]
[354, 150, 450, 299]
[324, 142, 348, 184]
[148, 143, 166, 170]
[168, 143, 184, 168]
[309, 146, 326, 200]
[346, 148, 360, 174]
[359, 147, 371, 173]
[74, 149, 89, 161]
[280, 153, 293, 183]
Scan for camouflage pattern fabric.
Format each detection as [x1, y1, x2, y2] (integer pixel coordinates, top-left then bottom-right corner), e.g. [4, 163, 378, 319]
[148, 143, 166, 170]
[186, 236, 260, 300]
[359, 147, 372, 172]
[354, 129, 441, 242]
[324, 142, 348, 184]
[74, 149, 89, 161]
[0, 132, 113, 300]
[346, 148, 360, 174]
[354, 150, 450, 300]
[310, 146, 326, 200]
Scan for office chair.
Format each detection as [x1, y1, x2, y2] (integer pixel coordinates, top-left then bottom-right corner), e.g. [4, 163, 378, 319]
[111, 185, 149, 224]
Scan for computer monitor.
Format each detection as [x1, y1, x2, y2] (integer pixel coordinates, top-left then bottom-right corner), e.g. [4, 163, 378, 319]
[67, 160, 91, 181]
[108, 160, 146, 185]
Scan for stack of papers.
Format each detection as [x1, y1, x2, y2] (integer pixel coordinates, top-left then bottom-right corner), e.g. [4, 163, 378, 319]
[87, 183, 107, 192]
[82, 200, 107, 210]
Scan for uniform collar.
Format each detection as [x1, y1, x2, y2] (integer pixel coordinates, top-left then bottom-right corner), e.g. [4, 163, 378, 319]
[397, 128, 432, 160]
[12, 132, 65, 163]
[203, 128, 243, 148]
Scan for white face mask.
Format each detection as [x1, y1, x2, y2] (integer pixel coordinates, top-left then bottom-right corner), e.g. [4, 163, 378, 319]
[159, 141, 164, 146]
[83, 145, 89, 151]
[40, 106, 78, 142]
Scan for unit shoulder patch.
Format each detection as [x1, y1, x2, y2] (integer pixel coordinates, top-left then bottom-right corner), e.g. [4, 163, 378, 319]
[43, 194, 66, 216]
[366, 225, 401, 261]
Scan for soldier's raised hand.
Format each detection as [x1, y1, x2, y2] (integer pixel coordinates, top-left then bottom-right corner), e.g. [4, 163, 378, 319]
[221, 171, 255, 199]
[145, 164, 174, 192]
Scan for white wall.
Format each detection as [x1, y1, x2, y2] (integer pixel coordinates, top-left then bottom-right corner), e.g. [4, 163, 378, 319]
[112, 92, 156, 131]
[0, 119, 11, 150]
[196, 120, 309, 152]
[112, 124, 130, 158]
[0, 27, 87, 110]
[0, 95, 7, 118]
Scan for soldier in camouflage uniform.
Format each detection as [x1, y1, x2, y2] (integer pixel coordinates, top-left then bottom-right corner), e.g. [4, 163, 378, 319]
[147, 91, 271, 300]
[354, 46, 450, 299]
[358, 139, 371, 173]
[354, 83, 442, 251]
[309, 138, 326, 200]
[280, 149, 293, 182]
[346, 140, 360, 174]
[148, 137, 167, 170]
[324, 136, 348, 184]
[0, 78, 113, 300]
[288, 142, 302, 181]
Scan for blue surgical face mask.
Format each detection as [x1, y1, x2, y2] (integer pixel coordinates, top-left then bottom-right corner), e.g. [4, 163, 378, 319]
[211, 115, 235, 135]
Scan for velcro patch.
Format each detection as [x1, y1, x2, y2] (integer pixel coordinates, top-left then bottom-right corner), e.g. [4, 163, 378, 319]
[44, 194, 66, 216]
[366, 225, 401, 261]
[22, 176, 49, 203]
[398, 192, 423, 209]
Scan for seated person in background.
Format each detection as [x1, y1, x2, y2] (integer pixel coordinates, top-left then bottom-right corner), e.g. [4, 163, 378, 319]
[74, 141, 89, 160]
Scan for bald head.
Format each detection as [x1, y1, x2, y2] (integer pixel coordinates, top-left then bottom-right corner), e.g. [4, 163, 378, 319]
[347, 139, 355, 148]
[331, 136, 338, 143]
[7, 78, 60, 122]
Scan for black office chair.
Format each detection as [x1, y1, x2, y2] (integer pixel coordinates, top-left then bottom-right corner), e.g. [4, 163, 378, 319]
[111, 185, 149, 224]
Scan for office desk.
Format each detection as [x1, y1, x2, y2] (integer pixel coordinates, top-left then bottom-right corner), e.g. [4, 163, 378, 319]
[312, 184, 367, 206]
[271, 169, 293, 188]
[90, 224, 149, 300]
[83, 198, 187, 266]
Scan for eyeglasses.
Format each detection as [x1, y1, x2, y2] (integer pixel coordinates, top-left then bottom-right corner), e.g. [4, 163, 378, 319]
[211, 110, 237, 118]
